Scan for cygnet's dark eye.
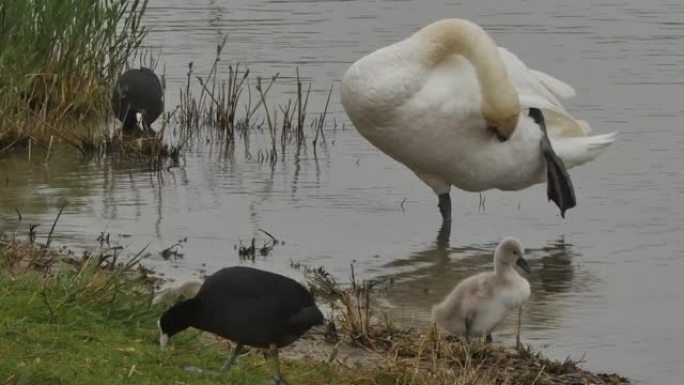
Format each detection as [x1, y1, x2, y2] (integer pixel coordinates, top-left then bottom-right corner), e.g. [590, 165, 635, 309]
[513, 250, 518, 255]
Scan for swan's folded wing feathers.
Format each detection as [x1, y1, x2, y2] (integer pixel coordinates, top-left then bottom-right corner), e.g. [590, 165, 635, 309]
[544, 110, 593, 137]
[497, 47, 565, 106]
[518, 93, 591, 137]
[497, 47, 590, 137]
[529, 69, 576, 100]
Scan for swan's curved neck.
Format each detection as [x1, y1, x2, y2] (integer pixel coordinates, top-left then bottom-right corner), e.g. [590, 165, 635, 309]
[415, 19, 520, 126]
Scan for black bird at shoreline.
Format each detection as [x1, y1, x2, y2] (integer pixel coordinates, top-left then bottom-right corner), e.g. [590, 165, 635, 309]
[111, 67, 163, 136]
[158, 266, 324, 385]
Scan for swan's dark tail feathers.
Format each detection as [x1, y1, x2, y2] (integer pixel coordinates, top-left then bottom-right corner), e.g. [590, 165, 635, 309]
[529, 107, 577, 218]
[541, 138, 576, 217]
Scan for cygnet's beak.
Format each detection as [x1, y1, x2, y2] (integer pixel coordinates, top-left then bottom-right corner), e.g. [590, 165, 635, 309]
[516, 257, 532, 275]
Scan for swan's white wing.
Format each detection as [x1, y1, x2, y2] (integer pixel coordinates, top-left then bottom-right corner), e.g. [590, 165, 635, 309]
[529, 69, 576, 99]
[519, 93, 593, 137]
[497, 47, 574, 105]
[498, 47, 590, 137]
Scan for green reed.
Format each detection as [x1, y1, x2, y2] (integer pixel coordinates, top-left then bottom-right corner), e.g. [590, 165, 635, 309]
[0, 0, 148, 150]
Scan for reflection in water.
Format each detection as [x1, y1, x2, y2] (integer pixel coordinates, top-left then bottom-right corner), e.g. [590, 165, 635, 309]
[99, 156, 165, 234]
[536, 239, 576, 294]
[376, 238, 597, 337]
[0, 151, 95, 216]
[207, 0, 224, 35]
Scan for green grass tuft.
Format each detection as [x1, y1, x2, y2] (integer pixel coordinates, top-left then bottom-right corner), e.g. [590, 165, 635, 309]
[0, 248, 369, 385]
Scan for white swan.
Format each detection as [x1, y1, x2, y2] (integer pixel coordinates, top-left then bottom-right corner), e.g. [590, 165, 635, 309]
[431, 237, 531, 339]
[341, 19, 616, 222]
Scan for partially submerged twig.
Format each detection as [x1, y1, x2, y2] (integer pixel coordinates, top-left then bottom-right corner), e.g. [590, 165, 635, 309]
[45, 204, 67, 249]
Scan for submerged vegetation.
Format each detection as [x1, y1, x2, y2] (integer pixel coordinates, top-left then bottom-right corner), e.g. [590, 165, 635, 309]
[0, 220, 629, 385]
[167, 36, 336, 166]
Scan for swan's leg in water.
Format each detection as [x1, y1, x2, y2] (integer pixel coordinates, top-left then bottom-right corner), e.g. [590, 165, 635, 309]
[438, 193, 451, 222]
[437, 220, 451, 247]
[529, 107, 576, 217]
[437, 193, 452, 245]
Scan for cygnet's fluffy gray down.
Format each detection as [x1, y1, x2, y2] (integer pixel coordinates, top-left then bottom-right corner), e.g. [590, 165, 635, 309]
[431, 237, 531, 338]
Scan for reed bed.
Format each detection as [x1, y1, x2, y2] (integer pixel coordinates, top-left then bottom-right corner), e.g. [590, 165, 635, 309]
[0, 0, 185, 164]
[173, 37, 335, 165]
[1, 1, 332, 166]
[0, 0, 149, 153]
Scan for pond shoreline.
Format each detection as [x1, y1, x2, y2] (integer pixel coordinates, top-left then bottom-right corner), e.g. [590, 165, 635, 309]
[0, 236, 629, 385]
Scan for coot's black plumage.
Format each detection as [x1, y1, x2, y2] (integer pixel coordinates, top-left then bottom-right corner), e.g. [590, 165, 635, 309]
[111, 67, 163, 136]
[158, 266, 324, 384]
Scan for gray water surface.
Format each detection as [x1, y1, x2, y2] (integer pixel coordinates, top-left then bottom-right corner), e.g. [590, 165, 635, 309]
[2, 1, 684, 384]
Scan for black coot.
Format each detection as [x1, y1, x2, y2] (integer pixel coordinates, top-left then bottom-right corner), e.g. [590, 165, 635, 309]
[158, 266, 324, 384]
[111, 68, 163, 136]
